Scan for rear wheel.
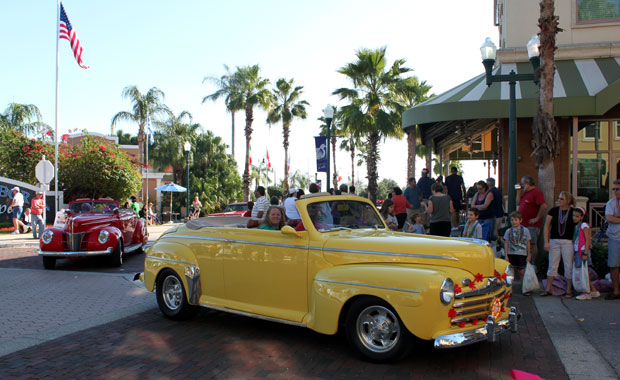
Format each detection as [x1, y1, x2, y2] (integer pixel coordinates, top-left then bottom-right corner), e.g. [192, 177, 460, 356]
[109, 241, 123, 267]
[345, 297, 411, 362]
[42, 256, 56, 269]
[156, 269, 199, 320]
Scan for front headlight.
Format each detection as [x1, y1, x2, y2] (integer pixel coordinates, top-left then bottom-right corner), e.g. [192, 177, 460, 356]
[440, 278, 455, 305]
[98, 230, 110, 244]
[505, 264, 514, 286]
[41, 230, 53, 244]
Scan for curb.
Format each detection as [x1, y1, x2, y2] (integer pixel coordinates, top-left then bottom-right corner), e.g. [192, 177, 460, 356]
[533, 295, 618, 379]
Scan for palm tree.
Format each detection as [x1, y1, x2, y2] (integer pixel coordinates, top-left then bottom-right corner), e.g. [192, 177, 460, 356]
[110, 86, 170, 176]
[202, 65, 243, 156]
[266, 78, 309, 193]
[150, 111, 200, 184]
[250, 162, 272, 188]
[394, 76, 433, 179]
[339, 133, 362, 187]
[234, 65, 271, 201]
[532, 0, 560, 207]
[1, 103, 49, 137]
[334, 47, 411, 203]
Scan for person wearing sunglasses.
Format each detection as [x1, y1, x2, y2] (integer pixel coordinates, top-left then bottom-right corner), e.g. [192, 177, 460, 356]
[604, 180, 620, 300]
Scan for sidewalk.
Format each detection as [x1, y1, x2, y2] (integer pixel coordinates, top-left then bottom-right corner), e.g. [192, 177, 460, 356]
[0, 222, 181, 248]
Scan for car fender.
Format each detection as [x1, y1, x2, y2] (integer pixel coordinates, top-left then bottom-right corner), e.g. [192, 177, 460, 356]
[307, 264, 472, 340]
[85, 226, 122, 251]
[143, 241, 200, 304]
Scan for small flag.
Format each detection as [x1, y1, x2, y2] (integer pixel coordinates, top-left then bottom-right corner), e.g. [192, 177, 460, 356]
[287, 155, 291, 172]
[59, 3, 89, 69]
[249, 143, 252, 165]
[266, 149, 271, 168]
[147, 115, 154, 146]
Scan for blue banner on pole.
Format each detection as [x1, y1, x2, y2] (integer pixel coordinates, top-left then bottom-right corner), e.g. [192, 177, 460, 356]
[314, 136, 327, 172]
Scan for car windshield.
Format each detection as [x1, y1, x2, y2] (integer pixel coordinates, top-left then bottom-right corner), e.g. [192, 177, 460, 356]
[70, 201, 116, 214]
[224, 204, 248, 212]
[306, 200, 384, 232]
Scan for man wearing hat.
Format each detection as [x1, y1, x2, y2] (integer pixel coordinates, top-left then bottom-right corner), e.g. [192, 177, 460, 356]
[8, 187, 26, 235]
[417, 168, 435, 201]
[284, 188, 301, 227]
[31, 191, 46, 239]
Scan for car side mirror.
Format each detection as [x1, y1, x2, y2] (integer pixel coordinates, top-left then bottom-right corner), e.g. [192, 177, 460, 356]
[281, 225, 303, 238]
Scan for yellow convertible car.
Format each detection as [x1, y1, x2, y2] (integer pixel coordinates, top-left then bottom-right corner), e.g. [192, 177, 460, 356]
[137, 194, 517, 361]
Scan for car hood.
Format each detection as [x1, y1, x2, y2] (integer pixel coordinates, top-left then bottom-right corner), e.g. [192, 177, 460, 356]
[66, 214, 114, 232]
[321, 229, 495, 276]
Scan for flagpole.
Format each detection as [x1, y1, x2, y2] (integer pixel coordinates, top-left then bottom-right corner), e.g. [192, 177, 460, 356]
[145, 115, 149, 229]
[54, 0, 60, 214]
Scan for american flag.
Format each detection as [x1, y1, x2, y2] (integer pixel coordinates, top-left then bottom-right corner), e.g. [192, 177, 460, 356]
[59, 3, 89, 69]
[266, 149, 271, 168]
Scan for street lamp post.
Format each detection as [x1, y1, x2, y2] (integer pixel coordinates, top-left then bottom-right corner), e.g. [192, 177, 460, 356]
[323, 105, 334, 193]
[184, 141, 191, 220]
[481, 36, 540, 213]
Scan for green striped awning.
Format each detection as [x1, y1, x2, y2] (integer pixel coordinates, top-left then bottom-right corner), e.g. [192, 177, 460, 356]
[402, 58, 620, 128]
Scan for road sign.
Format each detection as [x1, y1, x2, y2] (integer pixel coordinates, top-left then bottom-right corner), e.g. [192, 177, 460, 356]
[35, 155, 55, 184]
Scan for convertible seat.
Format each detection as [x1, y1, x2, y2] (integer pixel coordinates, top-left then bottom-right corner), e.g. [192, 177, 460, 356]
[186, 215, 250, 230]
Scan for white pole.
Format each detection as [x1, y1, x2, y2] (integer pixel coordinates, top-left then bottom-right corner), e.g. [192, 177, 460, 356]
[145, 131, 149, 227]
[54, 0, 60, 214]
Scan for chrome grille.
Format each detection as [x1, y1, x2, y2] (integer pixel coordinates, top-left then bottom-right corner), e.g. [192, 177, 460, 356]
[66, 232, 85, 251]
[451, 277, 511, 326]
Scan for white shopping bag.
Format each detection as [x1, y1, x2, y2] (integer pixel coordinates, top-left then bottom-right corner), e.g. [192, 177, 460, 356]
[572, 262, 590, 293]
[522, 262, 541, 293]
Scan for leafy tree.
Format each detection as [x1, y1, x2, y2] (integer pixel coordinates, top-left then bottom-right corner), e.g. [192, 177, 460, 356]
[267, 186, 284, 201]
[0, 103, 50, 137]
[189, 131, 242, 215]
[250, 162, 272, 188]
[115, 129, 138, 145]
[0, 129, 55, 184]
[59, 136, 142, 202]
[110, 86, 170, 179]
[334, 47, 411, 203]
[377, 178, 399, 202]
[266, 78, 309, 192]
[202, 65, 243, 156]
[234, 65, 271, 201]
[339, 126, 363, 187]
[150, 111, 200, 184]
[288, 170, 312, 191]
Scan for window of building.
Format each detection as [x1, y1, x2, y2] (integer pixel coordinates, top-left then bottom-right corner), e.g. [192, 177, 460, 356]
[577, 0, 620, 24]
[615, 121, 620, 139]
[582, 121, 601, 141]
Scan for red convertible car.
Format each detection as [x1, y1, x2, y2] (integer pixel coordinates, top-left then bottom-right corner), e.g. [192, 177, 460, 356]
[39, 198, 148, 269]
[208, 202, 249, 217]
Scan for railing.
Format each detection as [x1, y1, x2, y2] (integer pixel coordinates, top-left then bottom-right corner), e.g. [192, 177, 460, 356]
[589, 202, 607, 238]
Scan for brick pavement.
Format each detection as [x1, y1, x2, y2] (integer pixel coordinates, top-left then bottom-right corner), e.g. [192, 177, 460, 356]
[0, 293, 567, 380]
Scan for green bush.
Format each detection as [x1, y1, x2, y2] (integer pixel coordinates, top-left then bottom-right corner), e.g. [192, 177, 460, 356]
[267, 186, 284, 200]
[591, 243, 609, 279]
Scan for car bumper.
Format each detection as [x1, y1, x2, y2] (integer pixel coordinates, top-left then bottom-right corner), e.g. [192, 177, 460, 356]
[38, 247, 113, 257]
[433, 306, 519, 349]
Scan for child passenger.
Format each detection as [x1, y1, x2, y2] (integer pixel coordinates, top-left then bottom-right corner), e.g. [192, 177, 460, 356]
[407, 213, 425, 234]
[573, 207, 601, 300]
[461, 208, 482, 239]
[504, 211, 531, 293]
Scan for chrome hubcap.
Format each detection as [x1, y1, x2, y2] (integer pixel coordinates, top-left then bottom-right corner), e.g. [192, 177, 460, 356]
[162, 275, 182, 310]
[357, 305, 400, 353]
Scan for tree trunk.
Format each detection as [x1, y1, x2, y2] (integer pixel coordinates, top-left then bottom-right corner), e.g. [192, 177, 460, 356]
[243, 105, 254, 201]
[283, 122, 290, 193]
[407, 129, 416, 180]
[332, 136, 338, 188]
[367, 132, 380, 204]
[351, 142, 355, 187]
[425, 147, 432, 176]
[532, 0, 561, 207]
[231, 111, 236, 157]
[137, 122, 145, 200]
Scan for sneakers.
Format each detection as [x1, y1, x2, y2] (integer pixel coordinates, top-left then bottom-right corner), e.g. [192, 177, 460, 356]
[591, 291, 601, 298]
[576, 293, 592, 301]
[10, 230, 20, 235]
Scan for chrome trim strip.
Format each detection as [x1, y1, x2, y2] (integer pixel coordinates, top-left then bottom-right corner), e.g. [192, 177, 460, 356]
[164, 234, 457, 261]
[322, 247, 458, 261]
[147, 256, 197, 266]
[38, 247, 113, 257]
[455, 278, 506, 299]
[164, 234, 309, 250]
[450, 313, 490, 323]
[453, 290, 506, 308]
[124, 243, 143, 253]
[455, 306, 489, 316]
[315, 278, 420, 294]
[199, 304, 305, 327]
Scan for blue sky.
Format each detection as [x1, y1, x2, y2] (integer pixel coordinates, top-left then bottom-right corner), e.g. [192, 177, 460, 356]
[2, 0, 501, 188]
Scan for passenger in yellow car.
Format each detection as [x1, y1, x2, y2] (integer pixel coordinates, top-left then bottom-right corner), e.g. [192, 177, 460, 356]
[259, 206, 286, 230]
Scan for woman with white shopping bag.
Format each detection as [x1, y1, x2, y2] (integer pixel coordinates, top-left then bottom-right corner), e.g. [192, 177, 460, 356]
[572, 207, 600, 300]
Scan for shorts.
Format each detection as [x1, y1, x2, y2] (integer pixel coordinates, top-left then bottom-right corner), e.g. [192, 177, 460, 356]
[452, 199, 463, 212]
[608, 237, 620, 268]
[508, 254, 527, 269]
[12, 206, 23, 219]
